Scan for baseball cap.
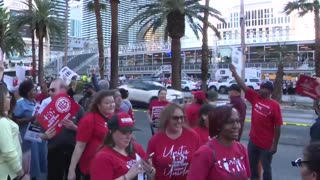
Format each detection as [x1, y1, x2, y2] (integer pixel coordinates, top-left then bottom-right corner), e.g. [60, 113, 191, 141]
[192, 90, 207, 101]
[228, 84, 241, 92]
[108, 112, 140, 132]
[260, 81, 274, 92]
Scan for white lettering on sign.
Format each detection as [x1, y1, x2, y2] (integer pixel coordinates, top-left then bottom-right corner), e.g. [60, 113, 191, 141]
[121, 117, 133, 123]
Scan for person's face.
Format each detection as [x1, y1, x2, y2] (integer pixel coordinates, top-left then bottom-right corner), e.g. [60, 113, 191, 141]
[41, 84, 48, 95]
[228, 90, 239, 99]
[4, 92, 11, 114]
[113, 130, 133, 149]
[201, 114, 209, 128]
[28, 86, 37, 99]
[158, 90, 167, 101]
[114, 93, 122, 108]
[167, 108, 185, 133]
[300, 154, 318, 180]
[219, 108, 241, 141]
[98, 96, 115, 116]
[48, 81, 66, 98]
[258, 88, 271, 99]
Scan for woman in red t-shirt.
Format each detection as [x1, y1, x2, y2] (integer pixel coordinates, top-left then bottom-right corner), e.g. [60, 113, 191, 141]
[193, 104, 215, 145]
[68, 90, 115, 180]
[148, 88, 169, 135]
[91, 112, 155, 180]
[147, 103, 200, 180]
[188, 105, 251, 180]
[185, 90, 207, 127]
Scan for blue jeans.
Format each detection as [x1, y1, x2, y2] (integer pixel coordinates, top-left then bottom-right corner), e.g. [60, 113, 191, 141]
[248, 139, 273, 180]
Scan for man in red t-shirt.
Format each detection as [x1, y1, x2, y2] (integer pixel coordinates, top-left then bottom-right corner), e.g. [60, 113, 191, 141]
[230, 64, 282, 180]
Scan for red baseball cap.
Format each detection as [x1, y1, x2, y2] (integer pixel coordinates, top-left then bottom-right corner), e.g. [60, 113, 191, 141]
[192, 90, 207, 101]
[108, 112, 140, 132]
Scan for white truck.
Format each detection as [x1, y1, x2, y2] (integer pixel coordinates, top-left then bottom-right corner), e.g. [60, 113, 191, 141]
[208, 68, 262, 93]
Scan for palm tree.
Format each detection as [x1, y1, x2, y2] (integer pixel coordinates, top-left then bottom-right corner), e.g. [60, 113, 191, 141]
[14, 0, 62, 85]
[28, 0, 37, 82]
[258, 43, 295, 102]
[109, 0, 120, 89]
[0, 7, 25, 61]
[128, 0, 224, 90]
[88, 0, 106, 80]
[284, 0, 320, 77]
[201, 0, 223, 91]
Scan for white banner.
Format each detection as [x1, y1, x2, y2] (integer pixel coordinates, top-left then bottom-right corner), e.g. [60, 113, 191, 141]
[59, 66, 78, 85]
[231, 47, 244, 72]
[16, 66, 26, 84]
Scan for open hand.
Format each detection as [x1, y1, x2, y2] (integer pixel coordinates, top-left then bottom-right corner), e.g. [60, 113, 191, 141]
[42, 127, 56, 140]
[62, 119, 77, 131]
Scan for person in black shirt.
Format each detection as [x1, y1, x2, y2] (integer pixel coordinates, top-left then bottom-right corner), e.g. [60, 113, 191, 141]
[311, 99, 320, 142]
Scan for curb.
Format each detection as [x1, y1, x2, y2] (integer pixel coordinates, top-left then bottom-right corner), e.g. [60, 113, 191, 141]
[133, 109, 312, 127]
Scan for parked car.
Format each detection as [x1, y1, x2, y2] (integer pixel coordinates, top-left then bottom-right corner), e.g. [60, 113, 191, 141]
[119, 80, 183, 106]
[166, 80, 199, 91]
[208, 78, 261, 94]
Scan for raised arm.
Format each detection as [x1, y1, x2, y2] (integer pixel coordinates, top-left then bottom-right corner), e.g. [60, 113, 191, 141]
[229, 64, 248, 92]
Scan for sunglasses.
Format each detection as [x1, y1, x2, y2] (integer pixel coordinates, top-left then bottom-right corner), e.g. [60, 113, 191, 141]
[172, 115, 185, 121]
[291, 158, 309, 167]
[48, 88, 56, 93]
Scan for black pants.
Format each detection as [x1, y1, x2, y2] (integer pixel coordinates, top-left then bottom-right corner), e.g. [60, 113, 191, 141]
[248, 139, 273, 180]
[150, 122, 158, 136]
[47, 145, 80, 180]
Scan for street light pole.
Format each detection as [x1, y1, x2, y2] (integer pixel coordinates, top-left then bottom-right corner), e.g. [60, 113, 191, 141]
[240, 0, 246, 81]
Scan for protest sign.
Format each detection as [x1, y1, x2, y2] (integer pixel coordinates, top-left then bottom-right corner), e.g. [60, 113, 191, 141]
[16, 66, 26, 84]
[59, 66, 78, 85]
[32, 103, 41, 116]
[37, 93, 80, 136]
[24, 122, 42, 143]
[135, 153, 144, 180]
[295, 75, 320, 99]
[232, 47, 244, 72]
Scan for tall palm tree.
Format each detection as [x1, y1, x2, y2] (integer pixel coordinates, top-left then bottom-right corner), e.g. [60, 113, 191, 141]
[109, 0, 119, 89]
[28, 0, 37, 82]
[88, 0, 106, 80]
[200, 0, 223, 91]
[258, 43, 295, 102]
[0, 8, 25, 61]
[128, 0, 224, 90]
[284, 0, 320, 77]
[14, 0, 62, 85]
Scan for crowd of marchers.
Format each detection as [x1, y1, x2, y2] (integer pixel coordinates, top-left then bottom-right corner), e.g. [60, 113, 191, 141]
[0, 64, 319, 180]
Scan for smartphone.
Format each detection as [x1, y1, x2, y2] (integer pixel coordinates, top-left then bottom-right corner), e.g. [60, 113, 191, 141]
[146, 152, 155, 160]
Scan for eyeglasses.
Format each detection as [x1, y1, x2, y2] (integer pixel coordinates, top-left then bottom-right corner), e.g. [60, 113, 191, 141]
[172, 115, 185, 121]
[291, 158, 309, 167]
[48, 88, 56, 93]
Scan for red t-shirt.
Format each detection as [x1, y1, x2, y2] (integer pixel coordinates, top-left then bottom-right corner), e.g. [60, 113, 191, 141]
[36, 93, 48, 104]
[245, 88, 283, 149]
[148, 100, 169, 121]
[147, 128, 200, 180]
[185, 103, 201, 127]
[90, 143, 147, 180]
[188, 138, 251, 180]
[76, 112, 109, 174]
[193, 126, 210, 145]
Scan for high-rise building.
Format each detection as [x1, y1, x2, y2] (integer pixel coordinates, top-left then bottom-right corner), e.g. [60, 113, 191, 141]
[82, 0, 164, 46]
[69, 2, 82, 38]
[50, 0, 67, 51]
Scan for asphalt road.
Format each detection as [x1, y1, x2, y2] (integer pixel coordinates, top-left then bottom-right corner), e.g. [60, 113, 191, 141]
[133, 110, 308, 180]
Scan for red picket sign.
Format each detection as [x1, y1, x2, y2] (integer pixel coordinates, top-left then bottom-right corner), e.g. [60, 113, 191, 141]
[38, 93, 80, 136]
[295, 75, 320, 99]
